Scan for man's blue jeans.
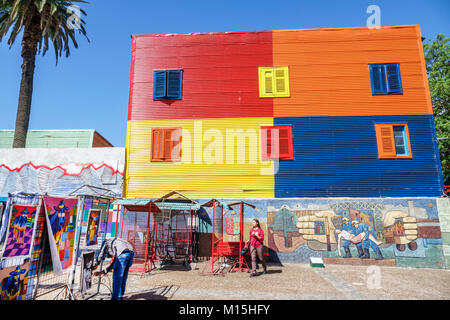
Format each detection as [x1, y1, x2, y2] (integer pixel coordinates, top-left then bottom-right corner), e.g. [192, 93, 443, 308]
[112, 251, 134, 300]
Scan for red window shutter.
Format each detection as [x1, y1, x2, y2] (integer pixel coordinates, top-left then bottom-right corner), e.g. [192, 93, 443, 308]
[261, 126, 293, 161]
[261, 127, 273, 161]
[278, 126, 293, 160]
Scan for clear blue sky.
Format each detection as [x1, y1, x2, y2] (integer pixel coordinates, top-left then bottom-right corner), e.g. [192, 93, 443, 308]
[1, 0, 449, 147]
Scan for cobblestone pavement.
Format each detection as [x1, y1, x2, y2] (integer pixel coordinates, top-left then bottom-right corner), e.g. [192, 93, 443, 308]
[76, 261, 450, 300]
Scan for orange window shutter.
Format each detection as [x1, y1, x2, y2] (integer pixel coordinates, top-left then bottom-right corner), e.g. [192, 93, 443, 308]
[375, 124, 396, 158]
[151, 129, 162, 160]
[170, 129, 182, 161]
[163, 130, 173, 160]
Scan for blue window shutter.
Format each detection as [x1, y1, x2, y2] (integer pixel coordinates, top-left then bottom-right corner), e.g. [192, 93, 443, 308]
[369, 64, 387, 94]
[154, 71, 167, 100]
[386, 63, 403, 94]
[166, 70, 183, 99]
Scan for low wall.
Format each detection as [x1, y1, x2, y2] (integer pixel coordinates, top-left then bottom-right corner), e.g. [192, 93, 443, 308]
[0, 148, 125, 197]
[195, 197, 449, 269]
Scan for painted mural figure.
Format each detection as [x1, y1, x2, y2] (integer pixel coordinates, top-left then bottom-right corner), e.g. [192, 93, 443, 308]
[337, 218, 382, 258]
[0, 266, 26, 300]
[338, 217, 362, 258]
[49, 200, 69, 246]
[352, 220, 384, 260]
[12, 208, 29, 245]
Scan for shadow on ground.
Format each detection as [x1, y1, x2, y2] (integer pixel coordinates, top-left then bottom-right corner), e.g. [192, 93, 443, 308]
[124, 285, 179, 300]
[265, 269, 282, 274]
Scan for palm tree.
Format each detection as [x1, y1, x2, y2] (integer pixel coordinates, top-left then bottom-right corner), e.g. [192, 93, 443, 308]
[0, 0, 89, 148]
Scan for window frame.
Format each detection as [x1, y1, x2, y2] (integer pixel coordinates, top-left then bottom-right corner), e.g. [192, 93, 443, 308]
[150, 128, 182, 162]
[258, 66, 290, 98]
[374, 123, 412, 159]
[369, 63, 403, 95]
[153, 69, 183, 101]
[260, 125, 294, 161]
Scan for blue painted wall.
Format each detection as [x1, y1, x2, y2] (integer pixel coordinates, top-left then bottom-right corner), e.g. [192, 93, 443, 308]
[274, 115, 444, 198]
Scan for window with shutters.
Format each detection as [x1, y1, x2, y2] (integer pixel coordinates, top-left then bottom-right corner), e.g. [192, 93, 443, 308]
[151, 128, 182, 162]
[375, 124, 412, 159]
[153, 70, 183, 100]
[369, 63, 403, 95]
[259, 67, 290, 98]
[261, 126, 294, 160]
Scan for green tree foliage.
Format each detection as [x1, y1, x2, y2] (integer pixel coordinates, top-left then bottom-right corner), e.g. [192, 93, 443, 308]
[0, 0, 89, 148]
[424, 34, 450, 186]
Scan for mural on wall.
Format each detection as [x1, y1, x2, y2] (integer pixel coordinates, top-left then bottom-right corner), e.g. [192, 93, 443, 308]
[196, 197, 445, 268]
[266, 199, 444, 268]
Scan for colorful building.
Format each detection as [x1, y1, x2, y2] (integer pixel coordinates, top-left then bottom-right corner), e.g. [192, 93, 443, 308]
[125, 25, 450, 268]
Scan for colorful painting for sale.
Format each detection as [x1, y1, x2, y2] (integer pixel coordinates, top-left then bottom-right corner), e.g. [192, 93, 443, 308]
[0, 261, 31, 300]
[43, 197, 78, 273]
[86, 209, 100, 246]
[1, 205, 38, 260]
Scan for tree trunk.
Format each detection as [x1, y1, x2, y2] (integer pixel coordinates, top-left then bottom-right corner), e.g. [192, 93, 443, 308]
[12, 13, 41, 148]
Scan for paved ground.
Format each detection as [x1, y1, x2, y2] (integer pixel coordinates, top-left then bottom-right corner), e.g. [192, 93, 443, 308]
[71, 261, 450, 300]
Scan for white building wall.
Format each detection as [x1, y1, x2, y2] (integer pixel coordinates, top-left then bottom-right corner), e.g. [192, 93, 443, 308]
[0, 148, 125, 197]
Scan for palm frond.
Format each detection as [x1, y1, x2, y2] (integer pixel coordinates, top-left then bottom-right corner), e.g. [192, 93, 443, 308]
[0, 0, 89, 63]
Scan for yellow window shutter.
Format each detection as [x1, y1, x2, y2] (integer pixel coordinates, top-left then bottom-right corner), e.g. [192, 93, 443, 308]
[259, 66, 290, 98]
[274, 67, 290, 96]
[375, 124, 396, 158]
[264, 70, 274, 94]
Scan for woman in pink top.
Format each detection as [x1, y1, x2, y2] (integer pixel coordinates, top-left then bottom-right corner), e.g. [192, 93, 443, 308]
[249, 219, 267, 277]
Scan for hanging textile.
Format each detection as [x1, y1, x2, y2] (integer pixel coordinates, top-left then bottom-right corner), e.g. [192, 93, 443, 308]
[0, 193, 40, 246]
[0, 205, 39, 260]
[43, 196, 78, 275]
[0, 201, 5, 233]
[0, 260, 31, 300]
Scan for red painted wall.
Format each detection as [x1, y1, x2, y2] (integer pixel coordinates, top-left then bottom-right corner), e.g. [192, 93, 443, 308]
[128, 31, 273, 121]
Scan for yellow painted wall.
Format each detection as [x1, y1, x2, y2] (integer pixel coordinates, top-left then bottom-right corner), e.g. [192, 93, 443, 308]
[125, 117, 275, 199]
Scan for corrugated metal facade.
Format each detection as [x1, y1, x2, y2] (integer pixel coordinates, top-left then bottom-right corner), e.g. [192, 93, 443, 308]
[272, 26, 433, 117]
[125, 118, 274, 198]
[274, 115, 443, 197]
[125, 25, 444, 199]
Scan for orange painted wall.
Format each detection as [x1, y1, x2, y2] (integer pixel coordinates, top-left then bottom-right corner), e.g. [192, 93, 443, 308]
[272, 25, 433, 117]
